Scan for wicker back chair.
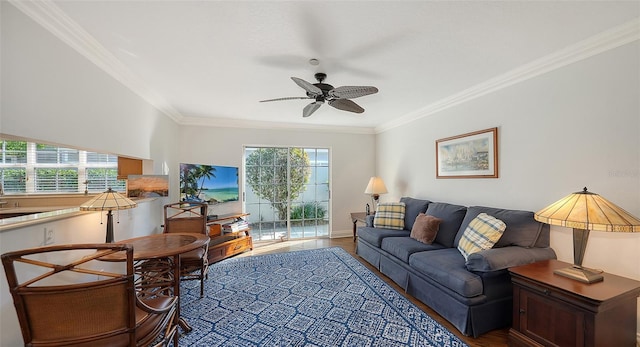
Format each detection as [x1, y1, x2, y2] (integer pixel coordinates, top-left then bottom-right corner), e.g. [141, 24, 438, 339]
[2, 244, 177, 347]
[163, 202, 209, 296]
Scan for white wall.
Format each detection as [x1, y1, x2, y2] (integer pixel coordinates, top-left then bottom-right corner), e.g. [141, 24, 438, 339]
[179, 125, 376, 237]
[376, 41, 640, 333]
[3, 4, 164, 161]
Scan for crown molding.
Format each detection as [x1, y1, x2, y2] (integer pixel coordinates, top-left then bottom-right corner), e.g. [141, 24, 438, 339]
[180, 116, 376, 135]
[375, 18, 640, 134]
[9, 0, 185, 123]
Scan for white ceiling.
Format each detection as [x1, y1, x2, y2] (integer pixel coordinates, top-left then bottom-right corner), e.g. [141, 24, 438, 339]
[12, 1, 640, 133]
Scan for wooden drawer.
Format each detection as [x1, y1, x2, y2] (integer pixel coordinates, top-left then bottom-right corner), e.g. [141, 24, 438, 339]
[208, 236, 252, 263]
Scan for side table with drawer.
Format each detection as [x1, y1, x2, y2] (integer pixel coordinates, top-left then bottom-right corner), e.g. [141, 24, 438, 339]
[508, 259, 640, 347]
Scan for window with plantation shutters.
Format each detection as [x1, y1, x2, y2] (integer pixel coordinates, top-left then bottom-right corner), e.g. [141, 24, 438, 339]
[35, 168, 79, 192]
[0, 140, 27, 193]
[86, 168, 121, 192]
[36, 144, 79, 164]
[0, 140, 125, 194]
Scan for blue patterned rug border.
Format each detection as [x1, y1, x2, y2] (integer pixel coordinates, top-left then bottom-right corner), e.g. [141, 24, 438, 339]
[180, 247, 469, 347]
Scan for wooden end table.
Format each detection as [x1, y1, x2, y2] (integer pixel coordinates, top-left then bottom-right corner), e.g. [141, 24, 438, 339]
[350, 212, 369, 242]
[508, 259, 640, 347]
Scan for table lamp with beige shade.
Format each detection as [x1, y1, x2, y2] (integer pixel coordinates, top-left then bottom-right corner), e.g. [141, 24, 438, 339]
[364, 176, 387, 212]
[80, 188, 137, 243]
[534, 187, 640, 283]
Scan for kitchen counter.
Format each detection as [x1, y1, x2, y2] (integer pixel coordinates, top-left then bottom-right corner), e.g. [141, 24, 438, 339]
[0, 207, 85, 231]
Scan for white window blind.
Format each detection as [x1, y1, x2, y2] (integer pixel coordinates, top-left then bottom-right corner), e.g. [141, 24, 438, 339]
[0, 140, 27, 193]
[0, 140, 125, 194]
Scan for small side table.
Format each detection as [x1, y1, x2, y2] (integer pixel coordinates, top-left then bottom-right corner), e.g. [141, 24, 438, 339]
[508, 259, 640, 347]
[350, 212, 369, 242]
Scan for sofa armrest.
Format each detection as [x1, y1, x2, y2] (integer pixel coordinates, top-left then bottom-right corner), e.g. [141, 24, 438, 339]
[466, 246, 557, 272]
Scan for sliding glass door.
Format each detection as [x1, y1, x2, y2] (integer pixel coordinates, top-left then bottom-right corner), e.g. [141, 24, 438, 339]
[244, 146, 330, 241]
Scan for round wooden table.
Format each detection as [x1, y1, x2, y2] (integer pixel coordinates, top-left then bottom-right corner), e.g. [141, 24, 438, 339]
[113, 232, 209, 260]
[102, 233, 209, 334]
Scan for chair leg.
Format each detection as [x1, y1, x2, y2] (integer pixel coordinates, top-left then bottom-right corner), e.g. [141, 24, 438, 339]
[200, 256, 208, 298]
[199, 268, 205, 297]
[172, 326, 179, 347]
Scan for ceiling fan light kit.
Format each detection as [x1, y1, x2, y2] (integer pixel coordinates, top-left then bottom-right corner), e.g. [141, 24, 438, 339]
[260, 72, 378, 118]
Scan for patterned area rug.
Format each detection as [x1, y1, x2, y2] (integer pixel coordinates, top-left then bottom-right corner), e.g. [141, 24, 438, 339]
[179, 247, 468, 347]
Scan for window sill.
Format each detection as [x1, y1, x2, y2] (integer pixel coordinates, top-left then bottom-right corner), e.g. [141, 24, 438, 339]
[0, 198, 156, 232]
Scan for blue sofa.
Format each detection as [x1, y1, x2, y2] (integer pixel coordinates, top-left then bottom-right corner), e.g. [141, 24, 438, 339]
[356, 197, 556, 337]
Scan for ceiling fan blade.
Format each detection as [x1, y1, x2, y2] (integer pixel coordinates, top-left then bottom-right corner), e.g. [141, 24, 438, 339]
[260, 96, 312, 102]
[329, 99, 364, 113]
[329, 86, 378, 99]
[291, 77, 322, 97]
[303, 102, 323, 118]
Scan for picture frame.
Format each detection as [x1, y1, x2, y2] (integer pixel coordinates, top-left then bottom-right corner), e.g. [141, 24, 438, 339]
[436, 127, 498, 179]
[127, 175, 169, 198]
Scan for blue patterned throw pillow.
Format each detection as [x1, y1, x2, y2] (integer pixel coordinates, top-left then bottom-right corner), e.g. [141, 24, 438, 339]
[373, 202, 406, 230]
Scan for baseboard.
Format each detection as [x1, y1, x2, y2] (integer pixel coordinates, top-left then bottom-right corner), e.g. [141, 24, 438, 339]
[330, 229, 352, 239]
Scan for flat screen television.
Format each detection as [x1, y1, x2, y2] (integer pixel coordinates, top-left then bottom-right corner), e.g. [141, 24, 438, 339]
[179, 163, 239, 204]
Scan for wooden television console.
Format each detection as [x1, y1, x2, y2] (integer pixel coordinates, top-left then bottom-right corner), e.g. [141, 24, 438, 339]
[206, 213, 253, 263]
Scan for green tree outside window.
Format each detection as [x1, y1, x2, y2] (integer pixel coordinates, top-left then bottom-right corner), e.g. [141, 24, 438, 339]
[245, 148, 311, 221]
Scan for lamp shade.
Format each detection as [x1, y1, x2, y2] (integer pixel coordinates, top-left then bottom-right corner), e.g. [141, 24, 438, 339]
[80, 188, 137, 212]
[534, 187, 640, 233]
[364, 177, 388, 195]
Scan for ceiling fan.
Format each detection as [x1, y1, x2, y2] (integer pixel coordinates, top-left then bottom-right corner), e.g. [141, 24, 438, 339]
[260, 73, 378, 118]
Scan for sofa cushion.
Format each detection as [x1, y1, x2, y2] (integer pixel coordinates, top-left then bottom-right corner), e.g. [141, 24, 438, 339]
[409, 248, 483, 298]
[381, 236, 445, 263]
[424, 202, 467, 248]
[373, 202, 406, 230]
[400, 197, 431, 231]
[357, 226, 411, 247]
[410, 213, 441, 244]
[457, 213, 506, 260]
[455, 206, 545, 248]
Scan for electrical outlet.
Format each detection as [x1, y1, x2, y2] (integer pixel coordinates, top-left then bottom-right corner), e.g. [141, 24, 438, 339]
[44, 227, 55, 245]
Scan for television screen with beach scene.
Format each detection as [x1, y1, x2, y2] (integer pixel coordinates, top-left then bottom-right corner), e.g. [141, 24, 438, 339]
[127, 175, 169, 198]
[179, 163, 239, 204]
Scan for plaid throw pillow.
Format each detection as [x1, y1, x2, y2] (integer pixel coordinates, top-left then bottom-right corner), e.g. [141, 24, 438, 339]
[457, 213, 506, 260]
[373, 202, 406, 230]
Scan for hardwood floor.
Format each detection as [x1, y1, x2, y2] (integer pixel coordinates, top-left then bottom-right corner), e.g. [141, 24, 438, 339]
[238, 237, 509, 347]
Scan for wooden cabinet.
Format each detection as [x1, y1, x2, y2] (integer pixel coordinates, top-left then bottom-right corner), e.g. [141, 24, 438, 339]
[117, 157, 142, 179]
[206, 213, 253, 263]
[508, 259, 640, 347]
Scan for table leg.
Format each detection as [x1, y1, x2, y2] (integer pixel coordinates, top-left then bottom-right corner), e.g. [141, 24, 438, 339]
[174, 254, 193, 333]
[352, 219, 358, 242]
